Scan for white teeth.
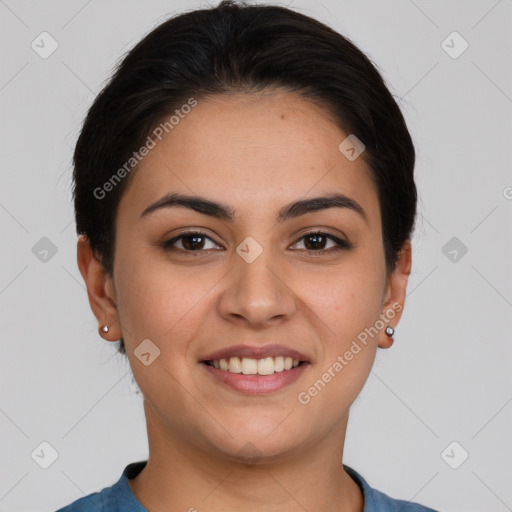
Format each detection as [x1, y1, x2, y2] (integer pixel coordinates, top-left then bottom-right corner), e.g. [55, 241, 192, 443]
[208, 356, 303, 375]
[241, 358, 258, 374]
[257, 357, 274, 376]
[228, 356, 242, 373]
[274, 356, 285, 372]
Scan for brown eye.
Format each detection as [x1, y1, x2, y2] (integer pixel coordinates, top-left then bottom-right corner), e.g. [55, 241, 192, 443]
[162, 231, 222, 252]
[291, 232, 351, 252]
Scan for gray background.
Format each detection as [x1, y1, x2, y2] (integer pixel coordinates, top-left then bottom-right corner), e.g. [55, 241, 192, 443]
[1, 1, 511, 511]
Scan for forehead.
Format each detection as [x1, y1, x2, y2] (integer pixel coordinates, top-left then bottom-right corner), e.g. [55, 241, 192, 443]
[118, 91, 380, 225]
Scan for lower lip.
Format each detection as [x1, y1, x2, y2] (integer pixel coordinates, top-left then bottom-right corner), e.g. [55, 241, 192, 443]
[200, 362, 310, 394]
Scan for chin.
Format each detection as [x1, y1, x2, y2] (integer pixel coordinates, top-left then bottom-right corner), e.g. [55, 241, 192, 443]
[200, 421, 310, 466]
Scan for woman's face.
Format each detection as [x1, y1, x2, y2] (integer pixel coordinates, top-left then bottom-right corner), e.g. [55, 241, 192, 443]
[82, 91, 410, 462]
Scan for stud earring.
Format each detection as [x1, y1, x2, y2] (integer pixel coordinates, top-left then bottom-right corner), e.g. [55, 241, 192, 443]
[385, 326, 395, 337]
[101, 325, 109, 333]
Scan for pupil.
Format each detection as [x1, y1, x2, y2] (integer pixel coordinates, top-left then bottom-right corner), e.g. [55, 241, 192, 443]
[183, 235, 204, 250]
[305, 234, 325, 250]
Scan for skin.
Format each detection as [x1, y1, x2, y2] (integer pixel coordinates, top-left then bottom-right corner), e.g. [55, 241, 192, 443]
[77, 90, 412, 512]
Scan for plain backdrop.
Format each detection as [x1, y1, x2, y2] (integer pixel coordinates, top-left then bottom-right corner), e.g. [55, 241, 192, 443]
[0, 1, 511, 511]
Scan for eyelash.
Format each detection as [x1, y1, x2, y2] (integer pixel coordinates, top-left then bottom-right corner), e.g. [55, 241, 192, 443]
[161, 230, 352, 255]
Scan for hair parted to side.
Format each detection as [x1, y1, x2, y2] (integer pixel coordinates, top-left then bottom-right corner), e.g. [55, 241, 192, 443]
[73, 0, 417, 356]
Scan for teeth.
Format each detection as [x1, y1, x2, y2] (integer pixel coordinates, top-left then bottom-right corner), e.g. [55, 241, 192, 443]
[274, 356, 285, 372]
[208, 356, 303, 375]
[241, 358, 258, 375]
[228, 356, 242, 373]
[257, 357, 274, 376]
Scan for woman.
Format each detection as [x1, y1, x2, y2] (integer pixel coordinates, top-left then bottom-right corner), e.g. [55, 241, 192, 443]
[57, 1, 438, 510]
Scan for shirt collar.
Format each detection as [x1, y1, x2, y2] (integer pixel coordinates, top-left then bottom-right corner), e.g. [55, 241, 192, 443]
[115, 460, 383, 512]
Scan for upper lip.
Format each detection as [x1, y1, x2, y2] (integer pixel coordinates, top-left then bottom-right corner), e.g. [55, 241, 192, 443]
[200, 344, 309, 362]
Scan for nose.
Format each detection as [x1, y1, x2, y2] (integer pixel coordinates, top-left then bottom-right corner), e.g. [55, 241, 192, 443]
[217, 243, 297, 329]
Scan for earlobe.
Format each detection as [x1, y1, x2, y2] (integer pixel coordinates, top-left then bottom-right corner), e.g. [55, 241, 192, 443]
[77, 235, 121, 341]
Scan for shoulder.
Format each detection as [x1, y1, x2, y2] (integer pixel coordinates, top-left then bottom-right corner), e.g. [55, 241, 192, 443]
[55, 488, 111, 511]
[55, 461, 148, 512]
[344, 465, 439, 512]
[368, 487, 439, 512]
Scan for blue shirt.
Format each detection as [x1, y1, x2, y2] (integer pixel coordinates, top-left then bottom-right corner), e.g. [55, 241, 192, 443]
[55, 460, 438, 511]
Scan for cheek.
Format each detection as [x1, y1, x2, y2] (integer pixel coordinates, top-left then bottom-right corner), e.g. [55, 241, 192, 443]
[297, 257, 384, 400]
[114, 257, 215, 413]
[113, 250, 213, 346]
[296, 273, 382, 420]
[306, 261, 385, 344]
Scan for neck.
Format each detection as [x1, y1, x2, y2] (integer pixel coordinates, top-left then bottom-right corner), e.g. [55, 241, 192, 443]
[129, 401, 364, 512]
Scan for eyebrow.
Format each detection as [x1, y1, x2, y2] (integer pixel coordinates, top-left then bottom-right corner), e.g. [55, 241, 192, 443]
[140, 192, 368, 224]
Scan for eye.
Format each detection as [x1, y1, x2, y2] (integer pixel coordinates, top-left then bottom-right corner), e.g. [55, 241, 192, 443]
[290, 231, 351, 253]
[161, 231, 222, 252]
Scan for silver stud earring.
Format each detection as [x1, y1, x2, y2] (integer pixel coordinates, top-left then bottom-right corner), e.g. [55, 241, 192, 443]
[101, 325, 109, 333]
[385, 326, 395, 337]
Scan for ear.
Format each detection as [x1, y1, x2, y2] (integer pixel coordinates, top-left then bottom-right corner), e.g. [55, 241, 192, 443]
[76, 234, 122, 341]
[378, 239, 412, 349]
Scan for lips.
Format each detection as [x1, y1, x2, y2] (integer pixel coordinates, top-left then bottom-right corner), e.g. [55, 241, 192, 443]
[200, 344, 309, 363]
[199, 344, 311, 394]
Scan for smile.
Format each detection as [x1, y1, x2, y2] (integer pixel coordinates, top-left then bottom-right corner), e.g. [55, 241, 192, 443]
[199, 344, 311, 394]
[205, 356, 301, 375]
